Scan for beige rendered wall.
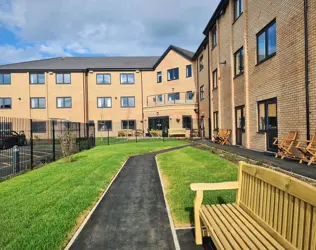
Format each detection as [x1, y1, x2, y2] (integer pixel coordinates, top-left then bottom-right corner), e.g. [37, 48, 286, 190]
[87, 71, 143, 137]
[142, 50, 198, 134]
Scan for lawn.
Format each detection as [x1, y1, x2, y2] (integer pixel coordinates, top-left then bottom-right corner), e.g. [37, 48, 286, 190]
[96, 136, 178, 145]
[157, 146, 237, 227]
[0, 140, 187, 250]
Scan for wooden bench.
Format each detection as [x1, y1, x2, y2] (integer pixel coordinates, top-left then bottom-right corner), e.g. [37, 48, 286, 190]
[191, 161, 316, 249]
[213, 129, 231, 145]
[168, 129, 186, 137]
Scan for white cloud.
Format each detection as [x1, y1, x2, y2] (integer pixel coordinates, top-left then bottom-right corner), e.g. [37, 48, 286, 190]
[0, 0, 220, 64]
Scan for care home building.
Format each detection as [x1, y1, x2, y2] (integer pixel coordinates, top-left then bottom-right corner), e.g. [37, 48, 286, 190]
[1, 0, 315, 153]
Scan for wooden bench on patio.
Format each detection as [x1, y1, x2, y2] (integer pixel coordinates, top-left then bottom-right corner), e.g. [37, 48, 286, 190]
[191, 161, 316, 250]
[168, 129, 186, 137]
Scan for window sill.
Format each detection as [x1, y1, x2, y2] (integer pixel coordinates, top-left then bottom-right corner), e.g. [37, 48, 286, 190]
[233, 72, 244, 79]
[167, 79, 179, 82]
[232, 12, 243, 25]
[120, 83, 135, 85]
[256, 53, 276, 66]
[56, 83, 71, 85]
[212, 88, 218, 91]
[31, 108, 46, 110]
[0, 83, 11, 85]
[257, 131, 265, 134]
[97, 107, 112, 109]
[211, 45, 217, 51]
[97, 83, 111, 85]
[200, 98, 205, 101]
[30, 83, 45, 85]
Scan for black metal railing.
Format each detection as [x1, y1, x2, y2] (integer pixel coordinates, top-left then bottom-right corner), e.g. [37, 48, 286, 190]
[0, 117, 95, 180]
[146, 91, 197, 107]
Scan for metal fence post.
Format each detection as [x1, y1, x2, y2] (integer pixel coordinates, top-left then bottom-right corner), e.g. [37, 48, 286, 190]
[136, 129, 138, 143]
[78, 122, 81, 151]
[30, 119, 34, 169]
[52, 120, 56, 161]
[108, 129, 110, 145]
[87, 123, 90, 149]
[13, 145, 20, 173]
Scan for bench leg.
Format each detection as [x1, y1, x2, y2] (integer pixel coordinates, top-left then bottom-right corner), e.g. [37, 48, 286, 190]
[308, 156, 315, 166]
[194, 190, 203, 245]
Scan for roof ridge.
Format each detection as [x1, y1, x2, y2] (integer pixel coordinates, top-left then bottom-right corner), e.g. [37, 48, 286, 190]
[0, 57, 62, 67]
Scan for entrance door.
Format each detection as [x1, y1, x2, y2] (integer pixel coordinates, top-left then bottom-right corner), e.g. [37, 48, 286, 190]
[266, 99, 278, 152]
[148, 117, 169, 136]
[235, 106, 245, 146]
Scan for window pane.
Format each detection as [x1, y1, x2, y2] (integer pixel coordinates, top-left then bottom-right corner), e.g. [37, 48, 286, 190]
[97, 98, 103, 108]
[187, 91, 193, 100]
[235, 53, 240, 75]
[65, 98, 71, 107]
[128, 74, 134, 83]
[268, 23, 276, 55]
[259, 103, 266, 130]
[3, 74, 11, 84]
[97, 75, 104, 84]
[0, 99, 3, 107]
[30, 74, 38, 84]
[122, 120, 128, 129]
[64, 74, 71, 84]
[128, 97, 135, 107]
[4, 99, 11, 108]
[236, 109, 242, 128]
[167, 70, 171, 80]
[129, 120, 136, 129]
[121, 74, 127, 84]
[39, 98, 46, 108]
[56, 74, 63, 84]
[240, 48, 244, 71]
[57, 98, 63, 108]
[121, 97, 128, 107]
[38, 74, 45, 84]
[267, 103, 277, 129]
[104, 74, 111, 84]
[105, 98, 111, 107]
[157, 95, 163, 102]
[258, 33, 266, 62]
[174, 92, 180, 100]
[0, 74, 3, 84]
[31, 98, 38, 108]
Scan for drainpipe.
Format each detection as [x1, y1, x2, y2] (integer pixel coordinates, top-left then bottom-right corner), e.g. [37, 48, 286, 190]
[140, 70, 145, 133]
[196, 62, 201, 136]
[304, 0, 310, 140]
[207, 43, 212, 139]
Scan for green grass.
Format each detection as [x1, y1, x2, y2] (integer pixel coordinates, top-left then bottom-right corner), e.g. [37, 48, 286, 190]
[96, 137, 178, 146]
[157, 146, 237, 227]
[0, 140, 187, 250]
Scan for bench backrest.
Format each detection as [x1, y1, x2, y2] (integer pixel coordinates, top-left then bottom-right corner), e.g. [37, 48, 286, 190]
[237, 162, 316, 250]
[308, 132, 316, 149]
[284, 131, 298, 145]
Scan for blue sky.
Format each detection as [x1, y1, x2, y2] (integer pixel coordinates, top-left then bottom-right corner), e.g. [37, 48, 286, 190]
[0, 0, 220, 65]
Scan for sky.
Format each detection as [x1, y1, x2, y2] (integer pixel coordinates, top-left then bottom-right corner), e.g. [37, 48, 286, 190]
[0, 0, 220, 65]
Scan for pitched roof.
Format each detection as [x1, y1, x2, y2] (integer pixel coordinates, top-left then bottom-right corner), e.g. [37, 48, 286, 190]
[152, 45, 194, 69]
[0, 45, 194, 72]
[0, 56, 160, 71]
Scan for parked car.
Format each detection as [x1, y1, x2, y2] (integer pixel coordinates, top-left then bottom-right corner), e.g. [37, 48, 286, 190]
[0, 130, 27, 150]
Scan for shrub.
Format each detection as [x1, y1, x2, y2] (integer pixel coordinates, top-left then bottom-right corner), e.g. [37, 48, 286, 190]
[59, 131, 77, 162]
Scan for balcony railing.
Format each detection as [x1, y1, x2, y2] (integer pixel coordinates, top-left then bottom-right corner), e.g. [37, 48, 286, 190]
[146, 91, 197, 107]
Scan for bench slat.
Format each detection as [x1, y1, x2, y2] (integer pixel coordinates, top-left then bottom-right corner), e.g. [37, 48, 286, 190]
[292, 198, 300, 246]
[277, 190, 284, 233]
[204, 205, 241, 249]
[216, 204, 263, 249]
[282, 192, 289, 238]
[238, 203, 296, 250]
[201, 206, 233, 250]
[311, 207, 316, 250]
[303, 204, 312, 250]
[228, 204, 283, 250]
[210, 205, 249, 249]
[297, 200, 305, 249]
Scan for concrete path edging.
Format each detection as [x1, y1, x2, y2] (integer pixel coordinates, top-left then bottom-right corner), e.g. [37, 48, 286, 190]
[64, 158, 129, 250]
[155, 156, 181, 250]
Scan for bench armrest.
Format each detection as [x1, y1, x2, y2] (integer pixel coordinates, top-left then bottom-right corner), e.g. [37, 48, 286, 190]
[190, 182, 238, 191]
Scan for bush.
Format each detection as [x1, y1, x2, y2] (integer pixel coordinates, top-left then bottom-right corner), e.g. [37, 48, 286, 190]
[59, 131, 77, 162]
[134, 129, 143, 136]
[150, 130, 162, 137]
